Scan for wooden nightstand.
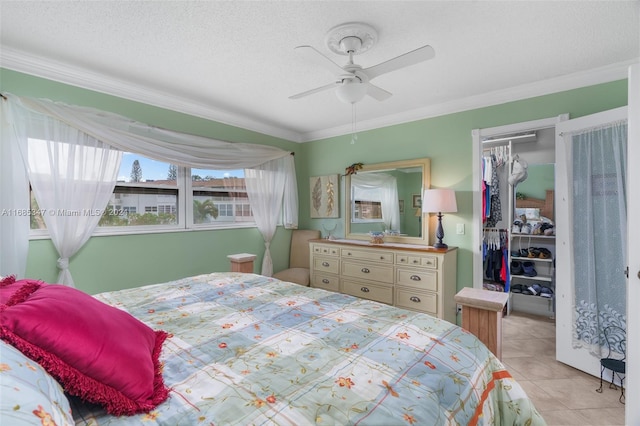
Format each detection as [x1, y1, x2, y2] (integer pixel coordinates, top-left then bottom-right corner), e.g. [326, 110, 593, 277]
[227, 253, 256, 273]
[454, 287, 509, 360]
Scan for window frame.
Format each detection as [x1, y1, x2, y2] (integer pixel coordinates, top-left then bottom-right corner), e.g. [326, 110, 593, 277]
[29, 165, 259, 239]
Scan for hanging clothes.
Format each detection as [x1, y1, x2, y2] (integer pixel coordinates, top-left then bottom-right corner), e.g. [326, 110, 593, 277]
[482, 229, 509, 292]
[484, 154, 502, 227]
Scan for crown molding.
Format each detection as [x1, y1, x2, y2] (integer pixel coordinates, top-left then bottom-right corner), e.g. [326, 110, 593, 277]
[299, 58, 638, 142]
[2, 47, 636, 144]
[0, 47, 303, 142]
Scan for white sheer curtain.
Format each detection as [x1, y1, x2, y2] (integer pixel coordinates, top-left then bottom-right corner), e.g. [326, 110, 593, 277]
[565, 120, 627, 356]
[245, 157, 290, 276]
[2, 93, 298, 282]
[13, 95, 290, 169]
[8, 101, 122, 286]
[8, 94, 298, 225]
[351, 173, 400, 231]
[0, 102, 30, 278]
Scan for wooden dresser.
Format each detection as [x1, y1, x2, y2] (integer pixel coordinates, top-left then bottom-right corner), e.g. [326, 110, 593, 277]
[309, 239, 457, 323]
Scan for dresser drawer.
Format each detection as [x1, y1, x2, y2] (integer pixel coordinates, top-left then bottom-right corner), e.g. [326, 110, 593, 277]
[311, 274, 340, 292]
[396, 254, 438, 269]
[396, 268, 438, 291]
[342, 279, 393, 305]
[342, 261, 394, 283]
[341, 248, 394, 263]
[313, 256, 339, 274]
[312, 244, 340, 256]
[395, 288, 437, 314]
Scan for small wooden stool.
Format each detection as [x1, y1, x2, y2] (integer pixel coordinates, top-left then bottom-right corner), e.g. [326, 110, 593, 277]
[227, 253, 256, 273]
[454, 287, 509, 360]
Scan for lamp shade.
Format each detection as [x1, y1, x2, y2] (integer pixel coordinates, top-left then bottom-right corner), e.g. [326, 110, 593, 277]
[422, 189, 457, 214]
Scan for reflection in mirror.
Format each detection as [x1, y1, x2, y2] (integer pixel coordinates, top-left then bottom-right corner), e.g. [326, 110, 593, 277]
[514, 163, 555, 221]
[345, 158, 431, 245]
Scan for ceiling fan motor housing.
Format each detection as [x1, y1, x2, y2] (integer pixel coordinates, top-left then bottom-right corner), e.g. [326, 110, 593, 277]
[325, 22, 378, 56]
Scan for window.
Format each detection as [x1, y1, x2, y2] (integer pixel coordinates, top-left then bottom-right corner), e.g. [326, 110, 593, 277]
[30, 153, 257, 237]
[191, 168, 252, 225]
[99, 154, 179, 228]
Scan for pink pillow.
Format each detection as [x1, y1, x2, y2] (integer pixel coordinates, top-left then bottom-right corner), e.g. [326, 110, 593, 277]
[0, 279, 168, 416]
[0, 275, 20, 304]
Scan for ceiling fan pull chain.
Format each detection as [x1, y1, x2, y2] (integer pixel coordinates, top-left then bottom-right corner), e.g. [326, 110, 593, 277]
[351, 103, 358, 144]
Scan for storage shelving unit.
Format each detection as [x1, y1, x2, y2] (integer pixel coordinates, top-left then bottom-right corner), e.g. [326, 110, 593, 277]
[509, 234, 555, 316]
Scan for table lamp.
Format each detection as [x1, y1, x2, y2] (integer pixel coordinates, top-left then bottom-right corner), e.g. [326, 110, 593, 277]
[422, 189, 457, 249]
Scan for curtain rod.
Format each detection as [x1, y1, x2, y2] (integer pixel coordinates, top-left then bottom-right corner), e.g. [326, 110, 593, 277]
[482, 132, 536, 145]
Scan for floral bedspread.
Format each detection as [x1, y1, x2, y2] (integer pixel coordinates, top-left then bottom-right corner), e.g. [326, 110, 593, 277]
[72, 273, 545, 425]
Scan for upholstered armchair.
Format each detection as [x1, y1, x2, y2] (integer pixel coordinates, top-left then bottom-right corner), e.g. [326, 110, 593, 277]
[273, 229, 320, 286]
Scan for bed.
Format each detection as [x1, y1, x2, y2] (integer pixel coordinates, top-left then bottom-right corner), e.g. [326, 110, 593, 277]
[1, 272, 545, 425]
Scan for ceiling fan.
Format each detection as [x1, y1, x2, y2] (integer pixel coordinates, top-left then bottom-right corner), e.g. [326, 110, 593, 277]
[289, 22, 435, 104]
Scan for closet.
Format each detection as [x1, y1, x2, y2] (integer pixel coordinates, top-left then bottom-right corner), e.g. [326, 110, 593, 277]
[477, 124, 559, 318]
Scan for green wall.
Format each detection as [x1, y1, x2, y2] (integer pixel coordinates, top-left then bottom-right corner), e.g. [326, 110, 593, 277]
[1, 68, 628, 296]
[299, 80, 628, 294]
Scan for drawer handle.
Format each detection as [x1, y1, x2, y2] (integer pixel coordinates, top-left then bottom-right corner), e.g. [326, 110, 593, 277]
[322, 278, 330, 284]
[347, 252, 352, 256]
[322, 261, 330, 267]
[380, 256, 385, 260]
[360, 287, 370, 293]
[409, 296, 421, 303]
[361, 267, 370, 273]
[410, 275, 421, 281]
[412, 260, 420, 264]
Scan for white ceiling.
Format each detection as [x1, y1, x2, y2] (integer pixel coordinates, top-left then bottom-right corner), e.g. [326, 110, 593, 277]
[1, 1, 638, 142]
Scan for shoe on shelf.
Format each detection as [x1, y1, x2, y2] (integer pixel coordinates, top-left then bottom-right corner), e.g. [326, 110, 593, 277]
[511, 284, 526, 293]
[539, 286, 554, 298]
[522, 261, 537, 277]
[512, 220, 523, 234]
[538, 248, 552, 259]
[510, 260, 524, 275]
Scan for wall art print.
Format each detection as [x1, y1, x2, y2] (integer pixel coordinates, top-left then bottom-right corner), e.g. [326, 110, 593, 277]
[310, 174, 339, 218]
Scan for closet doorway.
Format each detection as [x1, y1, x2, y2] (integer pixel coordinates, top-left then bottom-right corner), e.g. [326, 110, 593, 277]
[472, 115, 568, 316]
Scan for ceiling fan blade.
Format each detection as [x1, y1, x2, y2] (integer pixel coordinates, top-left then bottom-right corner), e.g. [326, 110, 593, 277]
[364, 45, 435, 80]
[289, 82, 338, 100]
[366, 83, 393, 101]
[294, 45, 345, 76]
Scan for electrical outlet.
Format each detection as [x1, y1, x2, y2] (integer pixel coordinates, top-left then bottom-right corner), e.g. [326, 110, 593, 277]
[456, 304, 462, 314]
[456, 223, 465, 235]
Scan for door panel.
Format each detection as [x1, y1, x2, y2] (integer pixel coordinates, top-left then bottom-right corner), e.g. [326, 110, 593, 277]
[555, 106, 627, 377]
[626, 63, 639, 425]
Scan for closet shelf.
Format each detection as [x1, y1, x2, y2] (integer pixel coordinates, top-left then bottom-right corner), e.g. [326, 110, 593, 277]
[511, 256, 553, 263]
[511, 234, 555, 240]
[511, 275, 553, 282]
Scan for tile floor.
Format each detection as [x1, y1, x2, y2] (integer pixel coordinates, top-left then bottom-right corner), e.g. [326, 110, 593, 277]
[502, 312, 626, 425]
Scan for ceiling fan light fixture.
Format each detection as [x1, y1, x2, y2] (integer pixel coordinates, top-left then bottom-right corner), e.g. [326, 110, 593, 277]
[335, 80, 367, 104]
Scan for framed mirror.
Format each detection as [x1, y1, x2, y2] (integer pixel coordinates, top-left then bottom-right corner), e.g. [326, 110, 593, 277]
[513, 163, 555, 222]
[345, 158, 431, 245]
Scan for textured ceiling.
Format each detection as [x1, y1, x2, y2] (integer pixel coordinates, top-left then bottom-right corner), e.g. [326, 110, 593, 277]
[1, 1, 638, 142]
